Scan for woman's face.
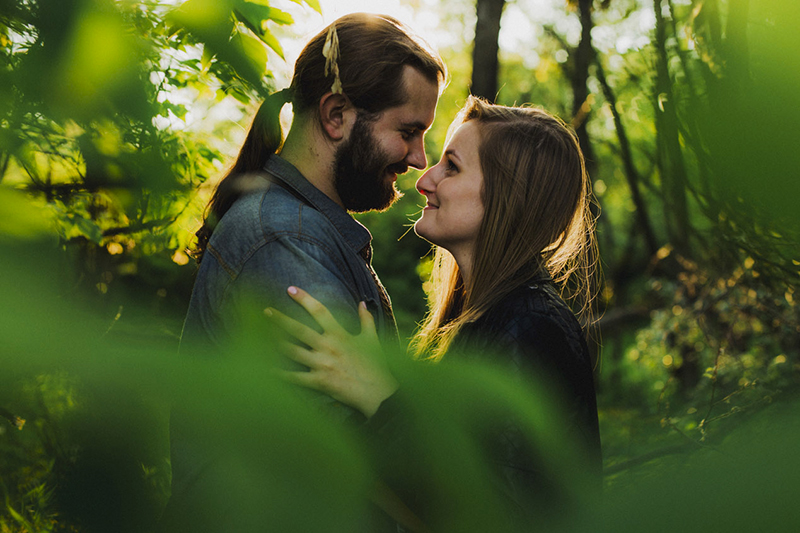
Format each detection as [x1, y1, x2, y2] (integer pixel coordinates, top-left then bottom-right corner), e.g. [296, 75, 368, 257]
[414, 120, 485, 257]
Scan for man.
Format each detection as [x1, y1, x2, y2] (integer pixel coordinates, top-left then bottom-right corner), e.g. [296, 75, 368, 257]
[163, 13, 446, 531]
[182, 13, 444, 356]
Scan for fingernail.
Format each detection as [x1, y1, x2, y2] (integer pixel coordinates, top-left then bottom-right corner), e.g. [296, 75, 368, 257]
[360, 301, 367, 310]
[264, 308, 273, 316]
[287, 286, 298, 295]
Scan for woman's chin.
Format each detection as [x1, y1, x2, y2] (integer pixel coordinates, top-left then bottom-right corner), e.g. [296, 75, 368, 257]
[413, 220, 434, 244]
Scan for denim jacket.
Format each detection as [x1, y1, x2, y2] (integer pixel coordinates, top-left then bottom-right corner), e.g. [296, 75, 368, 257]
[179, 154, 397, 428]
[166, 156, 400, 531]
[181, 154, 397, 355]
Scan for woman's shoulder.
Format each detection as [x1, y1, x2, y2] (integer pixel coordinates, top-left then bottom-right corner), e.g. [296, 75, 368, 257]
[483, 280, 579, 332]
[459, 279, 590, 366]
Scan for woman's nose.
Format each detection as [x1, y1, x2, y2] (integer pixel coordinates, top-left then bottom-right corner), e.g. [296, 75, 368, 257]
[416, 168, 435, 195]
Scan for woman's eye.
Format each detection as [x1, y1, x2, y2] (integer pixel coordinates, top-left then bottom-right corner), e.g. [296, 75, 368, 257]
[447, 159, 458, 173]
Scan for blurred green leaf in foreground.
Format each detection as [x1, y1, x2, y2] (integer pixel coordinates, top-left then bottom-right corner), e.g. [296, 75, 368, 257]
[1, 191, 799, 532]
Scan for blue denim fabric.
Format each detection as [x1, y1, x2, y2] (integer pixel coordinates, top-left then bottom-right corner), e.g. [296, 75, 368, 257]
[181, 154, 397, 354]
[166, 155, 400, 531]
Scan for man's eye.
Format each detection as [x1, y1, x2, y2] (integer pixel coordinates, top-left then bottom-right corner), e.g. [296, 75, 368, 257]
[401, 130, 415, 139]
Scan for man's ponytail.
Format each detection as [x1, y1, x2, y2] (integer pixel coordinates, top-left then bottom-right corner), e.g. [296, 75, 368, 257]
[193, 88, 292, 263]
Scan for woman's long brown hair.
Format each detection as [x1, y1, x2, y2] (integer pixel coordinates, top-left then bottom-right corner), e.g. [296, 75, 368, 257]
[413, 96, 599, 359]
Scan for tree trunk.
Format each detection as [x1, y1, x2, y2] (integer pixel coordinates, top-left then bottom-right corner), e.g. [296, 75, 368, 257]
[571, 0, 596, 178]
[667, 0, 715, 211]
[595, 55, 659, 257]
[471, 0, 506, 101]
[654, 0, 691, 254]
[724, 0, 751, 97]
[0, 153, 8, 184]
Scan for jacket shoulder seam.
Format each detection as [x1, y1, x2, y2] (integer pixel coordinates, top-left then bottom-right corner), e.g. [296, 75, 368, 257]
[206, 243, 237, 279]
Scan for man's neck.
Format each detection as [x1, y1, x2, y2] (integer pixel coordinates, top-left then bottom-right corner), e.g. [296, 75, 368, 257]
[279, 123, 344, 208]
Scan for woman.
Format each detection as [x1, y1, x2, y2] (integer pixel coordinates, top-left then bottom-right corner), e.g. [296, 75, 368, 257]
[269, 95, 601, 527]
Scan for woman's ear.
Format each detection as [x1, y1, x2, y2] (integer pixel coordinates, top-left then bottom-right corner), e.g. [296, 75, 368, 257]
[318, 92, 355, 141]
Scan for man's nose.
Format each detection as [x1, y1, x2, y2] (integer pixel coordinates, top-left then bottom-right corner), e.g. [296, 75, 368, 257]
[406, 138, 427, 170]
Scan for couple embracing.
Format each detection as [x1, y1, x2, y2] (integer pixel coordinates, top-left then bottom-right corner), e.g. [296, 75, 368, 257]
[168, 12, 601, 532]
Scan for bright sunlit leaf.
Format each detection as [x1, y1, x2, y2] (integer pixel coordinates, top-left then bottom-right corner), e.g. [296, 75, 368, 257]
[0, 188, 54, 240]
[55, 9, 132, 112]
[286, 0, 322, 15]
[256, 27, 284, 59]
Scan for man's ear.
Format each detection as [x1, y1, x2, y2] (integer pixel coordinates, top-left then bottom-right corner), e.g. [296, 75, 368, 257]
[318, 92, 355, 141]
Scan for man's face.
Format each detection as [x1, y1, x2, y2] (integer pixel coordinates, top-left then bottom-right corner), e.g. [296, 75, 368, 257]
[333, 66, 439, 212]
[333, 114, 400, 212]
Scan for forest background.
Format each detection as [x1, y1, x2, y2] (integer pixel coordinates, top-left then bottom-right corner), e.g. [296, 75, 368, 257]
[1, 0, 799, 531]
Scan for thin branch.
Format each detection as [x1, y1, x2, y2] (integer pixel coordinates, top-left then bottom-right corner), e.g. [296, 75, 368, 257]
[101, 217, 176, 237]
[596, 305, 650, 333]
[61, 218, 177, 245]
[603, 443, 696, 475]
[0, 153, 9, 184]
[24, 182, 96, 197]
[594, 52, 659, 256]
[654, 0, 693, 254]
[17, 158, 42, 187]
[101, 306, 124, 338]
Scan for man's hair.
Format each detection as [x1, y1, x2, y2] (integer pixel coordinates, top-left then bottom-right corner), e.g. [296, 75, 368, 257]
[292, 13, 446, 116]
[414, 96, 599, 359]
[194, 13, 446, 261]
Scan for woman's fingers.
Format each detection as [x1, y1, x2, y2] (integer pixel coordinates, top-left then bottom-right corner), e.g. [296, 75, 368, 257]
[277, 369, 324, 393]
[264, 306, 322, 347]
[278, 340, 323, 369]
[358, 301, 379, 341]
[287, 286, 343, 334]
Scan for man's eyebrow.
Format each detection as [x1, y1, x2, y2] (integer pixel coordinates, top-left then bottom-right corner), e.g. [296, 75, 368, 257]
[401, 121, 429, 132]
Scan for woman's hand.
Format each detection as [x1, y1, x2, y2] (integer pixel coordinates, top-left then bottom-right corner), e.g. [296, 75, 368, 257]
[265, 287, 399, 418]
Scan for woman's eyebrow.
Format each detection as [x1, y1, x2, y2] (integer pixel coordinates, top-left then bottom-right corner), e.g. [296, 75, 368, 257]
[444, 148, 461, 163]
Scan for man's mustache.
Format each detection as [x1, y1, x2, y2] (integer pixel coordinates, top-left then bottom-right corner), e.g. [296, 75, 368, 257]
[386, 162, 409, 175]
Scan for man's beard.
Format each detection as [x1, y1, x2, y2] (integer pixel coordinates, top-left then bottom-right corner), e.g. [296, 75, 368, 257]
[333, 115, 406, 212]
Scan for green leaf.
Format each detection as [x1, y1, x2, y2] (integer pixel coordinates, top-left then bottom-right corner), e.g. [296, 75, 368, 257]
[231, 30, 270, 75]
[234, 7, 267, 37]
[229, 86, 252, 104]
[238, 1, 294, 25]
[73, 216, 104, 244]
[286, 0, 321, 14]
[258, 27, 284, 59]
[306, 0, 322, 14]
[0, 188, 54, 241]
[179, 58, 201, 70]
[164, 102, 188, 119]
[168, 0, 233, 42]
[232, 6, 284, 61]
[5, 501, 28, 526]
[263, 6, 294, 25]
[201, 45, 214, 71]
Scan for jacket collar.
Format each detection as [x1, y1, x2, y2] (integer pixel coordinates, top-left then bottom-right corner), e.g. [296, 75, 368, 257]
[263, 155, 372, 254]
[530, 268, 552, 284]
